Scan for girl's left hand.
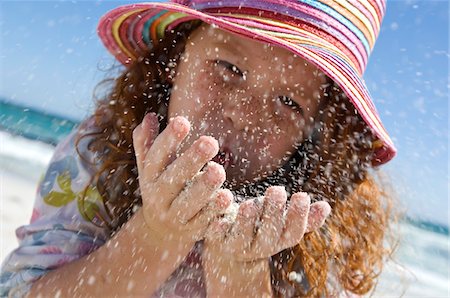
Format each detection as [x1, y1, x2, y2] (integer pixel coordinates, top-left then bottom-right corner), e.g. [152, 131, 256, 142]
[204, 186, 331, 261]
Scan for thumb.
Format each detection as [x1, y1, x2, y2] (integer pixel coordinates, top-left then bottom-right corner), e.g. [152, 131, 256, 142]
[133, 113, 160, 174]
[141, 112, 160, 150]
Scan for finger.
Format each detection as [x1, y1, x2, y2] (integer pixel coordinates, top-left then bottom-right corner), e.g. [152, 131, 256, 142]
[187, 188, 233, 238]
[205, 196, 240, 243]
[279, 192, 310, 249]
[305, 201, 331, 233]
[206, 220, 231, 243]
[226, 199, 261, 255]
[253, 186, 287, 254]
[170, 162, 226, 223]
[155, 135, 219, 208]
[132, 113, 159, 176]
[142, 116, 190, 182]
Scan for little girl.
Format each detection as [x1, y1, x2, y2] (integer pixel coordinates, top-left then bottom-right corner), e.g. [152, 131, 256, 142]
[1, 1, 397, 297]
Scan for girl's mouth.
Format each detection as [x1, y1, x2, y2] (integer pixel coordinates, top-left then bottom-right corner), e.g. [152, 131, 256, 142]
[212, 147, 234, 170]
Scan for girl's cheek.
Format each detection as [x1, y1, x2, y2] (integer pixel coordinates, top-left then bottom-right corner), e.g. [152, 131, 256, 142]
[197, 69, 228, 104]
[208, 76, 240, 118]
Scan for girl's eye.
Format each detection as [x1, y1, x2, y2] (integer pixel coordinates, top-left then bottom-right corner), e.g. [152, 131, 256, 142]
[215, 60, 245, 78]
[278, 96, 304, 115]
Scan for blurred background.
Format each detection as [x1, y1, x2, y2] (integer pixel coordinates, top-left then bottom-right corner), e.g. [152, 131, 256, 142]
[0, 1, 448, 296]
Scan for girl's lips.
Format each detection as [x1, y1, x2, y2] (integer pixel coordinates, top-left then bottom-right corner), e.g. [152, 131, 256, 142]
[212, 146, 234, 170]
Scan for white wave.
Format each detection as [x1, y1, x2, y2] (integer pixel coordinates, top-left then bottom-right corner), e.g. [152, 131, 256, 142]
[397, 222, 449, 277]
[377, 260, 449, 297]
[0, 130, 55, 180]
[376, 221, 449, 297]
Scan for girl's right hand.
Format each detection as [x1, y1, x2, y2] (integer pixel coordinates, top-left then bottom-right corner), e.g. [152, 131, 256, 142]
[132, 113, 232, 248]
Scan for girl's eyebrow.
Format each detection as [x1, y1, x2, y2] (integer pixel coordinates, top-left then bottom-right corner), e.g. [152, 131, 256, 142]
[212, 36, 249, 54]
[211, 41, 241, 56]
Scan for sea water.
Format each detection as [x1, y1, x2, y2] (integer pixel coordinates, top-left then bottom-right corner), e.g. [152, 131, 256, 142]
[0, 99, 448, 296]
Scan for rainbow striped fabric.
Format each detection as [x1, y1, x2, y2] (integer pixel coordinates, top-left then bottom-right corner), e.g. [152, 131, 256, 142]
[97, 0, 396, 165]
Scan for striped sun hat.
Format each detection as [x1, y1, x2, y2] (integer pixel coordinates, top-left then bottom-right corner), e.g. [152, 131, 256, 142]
[97, 0, 397, 165]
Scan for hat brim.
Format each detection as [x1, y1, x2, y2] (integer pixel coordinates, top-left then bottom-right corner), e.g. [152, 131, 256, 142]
[97, 2, 396, 166]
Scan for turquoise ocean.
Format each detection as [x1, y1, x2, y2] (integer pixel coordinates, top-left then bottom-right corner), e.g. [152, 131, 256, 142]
[0, 99, 448, 296]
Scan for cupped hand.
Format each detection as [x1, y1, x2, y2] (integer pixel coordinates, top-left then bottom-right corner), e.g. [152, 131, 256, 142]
[132, 113, 232, 247]
[204, 186, 331, 262]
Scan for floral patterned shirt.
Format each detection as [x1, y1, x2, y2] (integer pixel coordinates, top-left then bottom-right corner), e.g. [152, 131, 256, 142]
[0, 117, 205, 297]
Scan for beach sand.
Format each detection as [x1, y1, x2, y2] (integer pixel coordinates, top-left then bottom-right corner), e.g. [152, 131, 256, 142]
[0, 169, 36, 262]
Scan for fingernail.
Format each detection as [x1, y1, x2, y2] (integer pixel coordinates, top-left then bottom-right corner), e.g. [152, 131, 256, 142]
[171, 116, 190, 135]
[240, 201, 257, 218]
[206, 162, 225, 186]
[308, 203, 331, 231]
[197, 137, 218, 156]
[145, 112, 159, 131]
[266, 186, 286, 204]
[320, 202, 331, 218]
[215, 190, 231, 209]
[142, 114, 160, 149]
[267, 186, 284, 195]
[293, 192, 310, 209]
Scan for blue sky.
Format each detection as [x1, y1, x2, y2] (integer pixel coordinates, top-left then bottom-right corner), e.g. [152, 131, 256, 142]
[0, 1, 448, 226]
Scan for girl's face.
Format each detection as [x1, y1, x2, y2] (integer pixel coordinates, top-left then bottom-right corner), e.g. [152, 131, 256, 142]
[168, 23, 327, 188]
